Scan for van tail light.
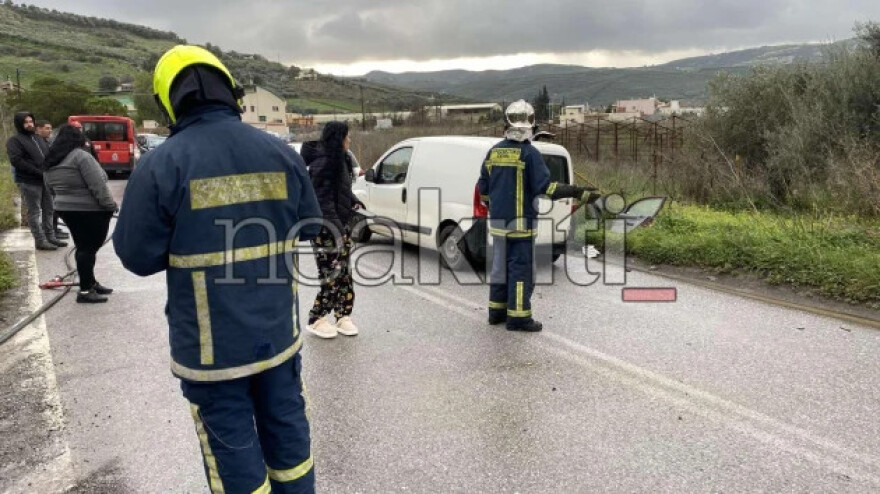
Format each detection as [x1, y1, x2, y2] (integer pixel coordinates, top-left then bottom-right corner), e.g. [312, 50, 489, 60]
[571, 202, 578, 216]
[359, 169, 365, 177]
[473, 185, 488, 218]
[129, 143, 134, 155]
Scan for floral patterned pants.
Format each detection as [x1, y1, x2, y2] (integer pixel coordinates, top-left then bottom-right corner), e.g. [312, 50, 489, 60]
[308, 227, 355, 324]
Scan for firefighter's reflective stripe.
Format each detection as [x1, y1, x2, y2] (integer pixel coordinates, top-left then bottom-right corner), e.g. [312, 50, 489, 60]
[169, 240, 299, 269]
[292, 256, 300, 340]
[192, 271, 214, 365]
[489, 148, 521, 163]
[489, 301, 507, 310]
[516, 282, 524, 312]
[268, 456, 314, 483]
[480, 194, 490, 202]
[190, 404, 225, 493]
[546, 182, 558, 196]
[489, 227, 536, 238]
[190, 172, 289, 210]
[508, 308, 533, 318]
[172, 337, 303, 382]
[516, 167, 524, 231]
[252, 476, 271, 494]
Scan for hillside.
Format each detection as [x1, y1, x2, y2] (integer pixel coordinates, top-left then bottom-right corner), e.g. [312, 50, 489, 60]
[0, 3, 440, 114]
[360, 42, 851, 105]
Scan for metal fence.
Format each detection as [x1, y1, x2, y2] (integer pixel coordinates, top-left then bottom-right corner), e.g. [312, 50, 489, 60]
[472, 115, 695, 193]
[473, 115, 693, 163]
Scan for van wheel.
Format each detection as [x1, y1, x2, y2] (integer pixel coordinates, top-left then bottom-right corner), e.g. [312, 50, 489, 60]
[439, 225, 469, 271]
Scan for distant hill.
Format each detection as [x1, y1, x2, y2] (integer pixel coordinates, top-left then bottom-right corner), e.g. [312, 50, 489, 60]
[0, 3, 438, 114]
[359, 41, 853, 105]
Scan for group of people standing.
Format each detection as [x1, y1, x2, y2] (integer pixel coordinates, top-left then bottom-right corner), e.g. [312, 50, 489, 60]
[6, 111, 118, 303]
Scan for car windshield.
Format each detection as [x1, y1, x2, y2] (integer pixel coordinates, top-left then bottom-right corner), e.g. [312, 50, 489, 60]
[146, 136, 166, 147]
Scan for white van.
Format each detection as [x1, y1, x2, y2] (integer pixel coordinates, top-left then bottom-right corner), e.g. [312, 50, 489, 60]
[351, 136, 576, 268]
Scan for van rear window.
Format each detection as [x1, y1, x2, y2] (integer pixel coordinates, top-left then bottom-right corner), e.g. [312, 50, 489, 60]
[82, 122, 128, 142]
[542, 154, 569, 184]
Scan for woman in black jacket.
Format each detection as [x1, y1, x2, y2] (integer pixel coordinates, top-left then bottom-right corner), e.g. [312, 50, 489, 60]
[303, 121, 364, 339]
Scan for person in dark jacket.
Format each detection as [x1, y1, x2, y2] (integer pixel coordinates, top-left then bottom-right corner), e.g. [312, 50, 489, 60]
[5, 111, 66, 250]
[303, 121, 364, 339]
[36, 119, 70, 240]
[113, 45, 321, 493]
[44, 124, 117, 303]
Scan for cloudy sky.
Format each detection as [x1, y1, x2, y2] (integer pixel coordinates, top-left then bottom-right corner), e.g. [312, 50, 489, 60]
[25, 0, 880, 75]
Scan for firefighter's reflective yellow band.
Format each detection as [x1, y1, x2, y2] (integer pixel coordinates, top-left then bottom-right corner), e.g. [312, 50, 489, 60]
[252, 476, 271, 494]
[190, 172, 288, 210]
[489, 148, 522, 163]
[169, 239, 299, 269]
[268, 456, 314, 483]
[192, 271, 214, 365]
[516, 282, 524, 312]
[489, 301, 507, 309]
[172, 337, 302, 382]
[507, 309, 532, 318]
[489, 228, 536, 238]
[485, 161, 525, 173]
[189, 404, 225, 493]
[516, 168, 524, 231]
[546, 182, 558, 196]
[480, 194, 490, 202]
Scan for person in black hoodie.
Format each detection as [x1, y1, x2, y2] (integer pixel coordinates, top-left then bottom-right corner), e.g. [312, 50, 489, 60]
[302, 121, 364, 339]
[5, 111, 67, 250]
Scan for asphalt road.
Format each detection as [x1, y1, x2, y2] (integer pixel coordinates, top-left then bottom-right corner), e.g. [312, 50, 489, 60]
[30, 179, 880, 493]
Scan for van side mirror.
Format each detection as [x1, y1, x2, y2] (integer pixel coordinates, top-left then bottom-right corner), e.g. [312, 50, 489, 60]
[364, 168, 376, 183]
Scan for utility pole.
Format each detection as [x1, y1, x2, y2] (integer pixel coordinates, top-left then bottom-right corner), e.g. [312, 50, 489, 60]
[360, 85, 366, 131]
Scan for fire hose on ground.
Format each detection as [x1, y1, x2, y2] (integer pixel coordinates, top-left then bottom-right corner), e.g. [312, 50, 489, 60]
[0, 228, 114, 346]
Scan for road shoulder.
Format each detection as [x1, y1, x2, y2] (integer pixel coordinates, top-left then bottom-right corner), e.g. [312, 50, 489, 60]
[0, 229, 73, 493]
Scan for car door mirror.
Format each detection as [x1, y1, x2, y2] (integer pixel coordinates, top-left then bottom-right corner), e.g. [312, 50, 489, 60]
[364, 168, 376, 183]
[609, 196, 667, 233]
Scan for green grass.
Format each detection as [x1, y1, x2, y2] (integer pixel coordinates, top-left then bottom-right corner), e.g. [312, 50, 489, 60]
[579, 203, 880, 305]
[287, 97, 361, 114]
[0, 160, 18, 292]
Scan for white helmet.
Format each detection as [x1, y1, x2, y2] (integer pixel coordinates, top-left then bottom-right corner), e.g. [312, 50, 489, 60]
[504, 99, 535, 142]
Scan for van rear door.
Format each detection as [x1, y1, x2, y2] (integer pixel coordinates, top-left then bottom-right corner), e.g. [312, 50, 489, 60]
[82, 120, 133, 172]
[535, 151, 574, 246]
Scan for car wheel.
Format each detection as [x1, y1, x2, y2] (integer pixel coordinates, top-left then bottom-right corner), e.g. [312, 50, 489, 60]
[439, 224, 470, 271]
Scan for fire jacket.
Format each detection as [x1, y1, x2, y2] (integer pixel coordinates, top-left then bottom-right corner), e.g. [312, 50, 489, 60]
[113, 106, 322, 382]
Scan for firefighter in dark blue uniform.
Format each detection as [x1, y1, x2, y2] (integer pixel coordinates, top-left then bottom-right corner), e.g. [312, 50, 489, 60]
[113, 45, 322, 493]
[478, 100, 598, 332]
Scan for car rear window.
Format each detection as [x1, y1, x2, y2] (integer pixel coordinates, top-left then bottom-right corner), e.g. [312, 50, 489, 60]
[542, 154, 570, 183]
[82, 122, 128, 142]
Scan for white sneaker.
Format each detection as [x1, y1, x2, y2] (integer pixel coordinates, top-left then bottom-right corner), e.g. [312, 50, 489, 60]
[307, 316, 337, 339]
[335, 316, 359, 336]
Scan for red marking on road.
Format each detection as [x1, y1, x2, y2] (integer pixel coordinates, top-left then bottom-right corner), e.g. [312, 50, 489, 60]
[622, 287, 677, 303]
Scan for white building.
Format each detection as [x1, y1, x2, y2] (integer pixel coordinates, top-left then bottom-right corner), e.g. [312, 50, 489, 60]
[616, 97, 659, 116]
[658, 100, 705, 117]
[559, 104, 590, 125]
[241, 85, 288, 134]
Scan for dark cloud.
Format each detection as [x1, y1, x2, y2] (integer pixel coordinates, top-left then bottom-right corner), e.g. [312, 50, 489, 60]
[24, 0, 880, 65]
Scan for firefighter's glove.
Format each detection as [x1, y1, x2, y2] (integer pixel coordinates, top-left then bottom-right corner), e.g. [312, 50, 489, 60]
[580, 191, 602, 205]
[549, 183, 596, 201]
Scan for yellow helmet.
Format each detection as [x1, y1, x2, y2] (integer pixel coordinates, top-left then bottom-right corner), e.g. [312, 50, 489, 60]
[153, 45, 242, 123]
